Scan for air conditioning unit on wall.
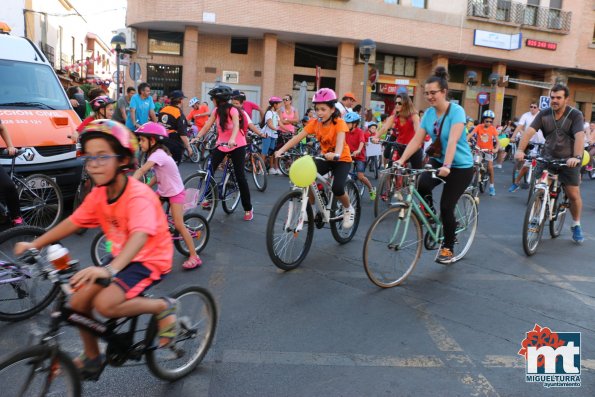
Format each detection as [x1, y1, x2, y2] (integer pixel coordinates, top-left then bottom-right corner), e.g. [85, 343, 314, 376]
[222, 71, 239, 84]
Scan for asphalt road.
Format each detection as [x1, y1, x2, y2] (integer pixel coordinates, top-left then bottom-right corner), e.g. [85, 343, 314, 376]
[1, 160, 595, 397]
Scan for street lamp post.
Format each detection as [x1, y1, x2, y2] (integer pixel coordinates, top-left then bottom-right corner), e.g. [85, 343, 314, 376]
[359, 39, 376, 128]
[110, 33, 126, 100]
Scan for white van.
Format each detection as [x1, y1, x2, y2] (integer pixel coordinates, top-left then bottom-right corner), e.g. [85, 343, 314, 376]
[0, 22, 82, 197]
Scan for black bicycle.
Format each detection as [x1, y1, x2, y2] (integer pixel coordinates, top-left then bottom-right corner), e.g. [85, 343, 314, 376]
[0, 149, 64, 230]
[0, 248, 217, 396]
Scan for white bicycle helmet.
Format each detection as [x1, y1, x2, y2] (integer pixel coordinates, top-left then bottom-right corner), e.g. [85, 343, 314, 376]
[482, 110, 495, 119]
[189, 97, 199, 107]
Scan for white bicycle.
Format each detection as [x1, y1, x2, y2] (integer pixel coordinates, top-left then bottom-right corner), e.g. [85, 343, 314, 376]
[266, 158, 361, 270]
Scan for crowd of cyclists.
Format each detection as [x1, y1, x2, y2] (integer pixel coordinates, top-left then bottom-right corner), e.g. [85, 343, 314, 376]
[0, 64, 592, 383]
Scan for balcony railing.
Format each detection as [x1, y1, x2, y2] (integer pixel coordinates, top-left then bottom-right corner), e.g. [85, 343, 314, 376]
[467, 0, 571, 33]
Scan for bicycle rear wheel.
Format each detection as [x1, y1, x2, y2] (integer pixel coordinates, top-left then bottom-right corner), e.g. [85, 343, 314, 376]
[0, 345, 81, 396]
[251, 155, 268, 192]
[363, 206, 423, 288]
[0, 226, 58, 322]
[145, 286, 217, 381]
[183, 171, 218, 222]
[18, 174, 64, 230]
[374, 173, 404, 218]
[266, 190, 314, 270]
[330, 180, 361, 244]
[174, 214, 210, 256]
[549, 189, 568, 238]
[522, 189, 546, 256]
[221, 173, 241, 214]
[452, 193, 478, 262]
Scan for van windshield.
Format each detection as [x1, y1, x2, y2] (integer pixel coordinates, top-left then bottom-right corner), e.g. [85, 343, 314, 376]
[0, 60, 70, 110]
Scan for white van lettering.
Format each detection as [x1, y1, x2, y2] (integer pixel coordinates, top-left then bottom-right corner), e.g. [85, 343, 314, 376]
[0, 110, 34, 116]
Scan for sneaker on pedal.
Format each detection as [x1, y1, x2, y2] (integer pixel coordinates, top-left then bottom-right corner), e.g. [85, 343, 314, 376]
[571, 225, 584, 244]
[508, 183, 519, 193]
[489, 186, 496, 196]
[369, 187, 376, 201]
[436, 247, 454, 264]
[11, 217, 24, 226]
[342, 206, 355, 229]
[244, 209, 254, 221]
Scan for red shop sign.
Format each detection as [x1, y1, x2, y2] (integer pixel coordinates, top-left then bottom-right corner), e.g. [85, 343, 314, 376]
[377, 83, 398, 95]
[526, 39, 557, 51]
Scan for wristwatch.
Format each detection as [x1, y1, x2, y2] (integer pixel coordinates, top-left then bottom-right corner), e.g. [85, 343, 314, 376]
[333, 154, 340, 161]
[575, 155, 582, 160]
[104, 264, 117, 279]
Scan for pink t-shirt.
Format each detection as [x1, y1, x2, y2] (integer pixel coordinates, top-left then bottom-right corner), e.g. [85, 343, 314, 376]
[69, 177, 172, 275]
[216, 106, 247, 153]
[242, 101, 260, 118]
[280, 106, 296, 133]
[147, 148, 184, 197]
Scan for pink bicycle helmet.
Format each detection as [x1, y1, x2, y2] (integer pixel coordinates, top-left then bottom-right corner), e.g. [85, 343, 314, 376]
[135, 122, 169, 141]
[80, 119, 138, 160]
[312, 88, 337, 104]
[269, 96, 282, 104]
[90, 95, 115, 112]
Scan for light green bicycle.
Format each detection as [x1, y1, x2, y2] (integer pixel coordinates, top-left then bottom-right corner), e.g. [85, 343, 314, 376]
[362, 165, 478, 288]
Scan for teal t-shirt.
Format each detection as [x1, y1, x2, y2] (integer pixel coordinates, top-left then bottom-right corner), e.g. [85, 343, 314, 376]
[420, 103, 473, 168]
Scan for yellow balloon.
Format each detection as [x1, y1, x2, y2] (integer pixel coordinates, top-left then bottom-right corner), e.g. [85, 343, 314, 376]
[499, 138, 510, 149]
[289, 155, 317, 187]
[582, 150, 590, 167]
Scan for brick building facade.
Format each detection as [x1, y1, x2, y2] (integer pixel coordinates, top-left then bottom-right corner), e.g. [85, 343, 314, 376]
[126, 0, 595, 123]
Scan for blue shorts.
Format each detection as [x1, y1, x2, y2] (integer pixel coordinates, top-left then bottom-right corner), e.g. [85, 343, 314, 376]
[100, 256, 162, 299]
[261, 137, 277, 155]
[354, 160, 366, 173]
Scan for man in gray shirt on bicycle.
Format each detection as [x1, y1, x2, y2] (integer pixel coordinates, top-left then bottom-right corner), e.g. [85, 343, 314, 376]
[515, 83, 585, 243]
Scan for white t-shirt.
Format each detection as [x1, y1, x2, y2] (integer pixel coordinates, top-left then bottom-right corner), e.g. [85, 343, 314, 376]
[518, 111, 545, 144]
[335, 102, 350, 116]
[262, 109, 279, 138]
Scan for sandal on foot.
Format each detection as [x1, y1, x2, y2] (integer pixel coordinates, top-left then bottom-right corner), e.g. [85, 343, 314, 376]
[156, 297, 180, 348]
[182, 256, 202, 270]
[74, 352, 106, 381]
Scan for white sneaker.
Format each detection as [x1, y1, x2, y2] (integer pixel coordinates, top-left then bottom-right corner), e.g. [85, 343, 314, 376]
[494, 164, 502, 169]
[342, 206, 355, 229]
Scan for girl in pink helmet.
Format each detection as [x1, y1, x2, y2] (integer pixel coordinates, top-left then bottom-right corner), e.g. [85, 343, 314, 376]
[133, 122, 203, 270]
[15, 119, 180, 377]
[275, 88, 356, 229]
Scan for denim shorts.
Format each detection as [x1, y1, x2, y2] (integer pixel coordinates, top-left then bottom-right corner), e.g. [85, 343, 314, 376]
[261, 137, 277, 155]
[354, 160, 366, 173]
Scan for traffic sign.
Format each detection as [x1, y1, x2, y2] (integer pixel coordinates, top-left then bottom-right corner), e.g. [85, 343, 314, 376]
[112, 71, 123, 82]
[476, 92, 490, 106]
[539, 96, 551, 110]
[129, 62, 141, 81]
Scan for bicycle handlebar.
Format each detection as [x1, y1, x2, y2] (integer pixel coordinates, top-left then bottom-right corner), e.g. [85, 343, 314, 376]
[0, 148, 27, 157]
[535, 157, 570, 167]
[18, 248, 111, 288]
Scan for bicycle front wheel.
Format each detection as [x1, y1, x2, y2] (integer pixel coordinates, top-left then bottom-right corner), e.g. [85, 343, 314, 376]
[221, 173, 241, 214]
[251, 155, 268, 192]
[90, 231, 111, 267]
[549, 190, 568, 238]
[452, 193, 478, 262]
[183, 171, 218, 222]
[174, 213, 210, 256]
[0, 226, 58, 321]
[18, 174, 64, 229]
[522, 189, 546, 256]
[363, 206, 423, 288]
[278, 155, 293, 176]
[146, 286, 217, 381]
[0, 345, 81, 396]
[266, 190, 314, 271]
[330, 180, 361, 244]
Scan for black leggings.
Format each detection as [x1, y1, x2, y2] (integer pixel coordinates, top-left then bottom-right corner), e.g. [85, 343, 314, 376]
[417, 159, 473, 250]
[210, 146, 252, 212]
[397, 146, 424, 170]
[0, 166, 20, 218]
[314, 159, 351, 197]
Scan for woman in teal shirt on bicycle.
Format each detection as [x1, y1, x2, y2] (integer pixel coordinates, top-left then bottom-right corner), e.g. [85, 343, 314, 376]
[396, 67, 474, 264]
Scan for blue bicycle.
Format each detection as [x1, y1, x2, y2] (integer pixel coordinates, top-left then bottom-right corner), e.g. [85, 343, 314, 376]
[0, 225, 55, 321]
[183, 144, 241, 222]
